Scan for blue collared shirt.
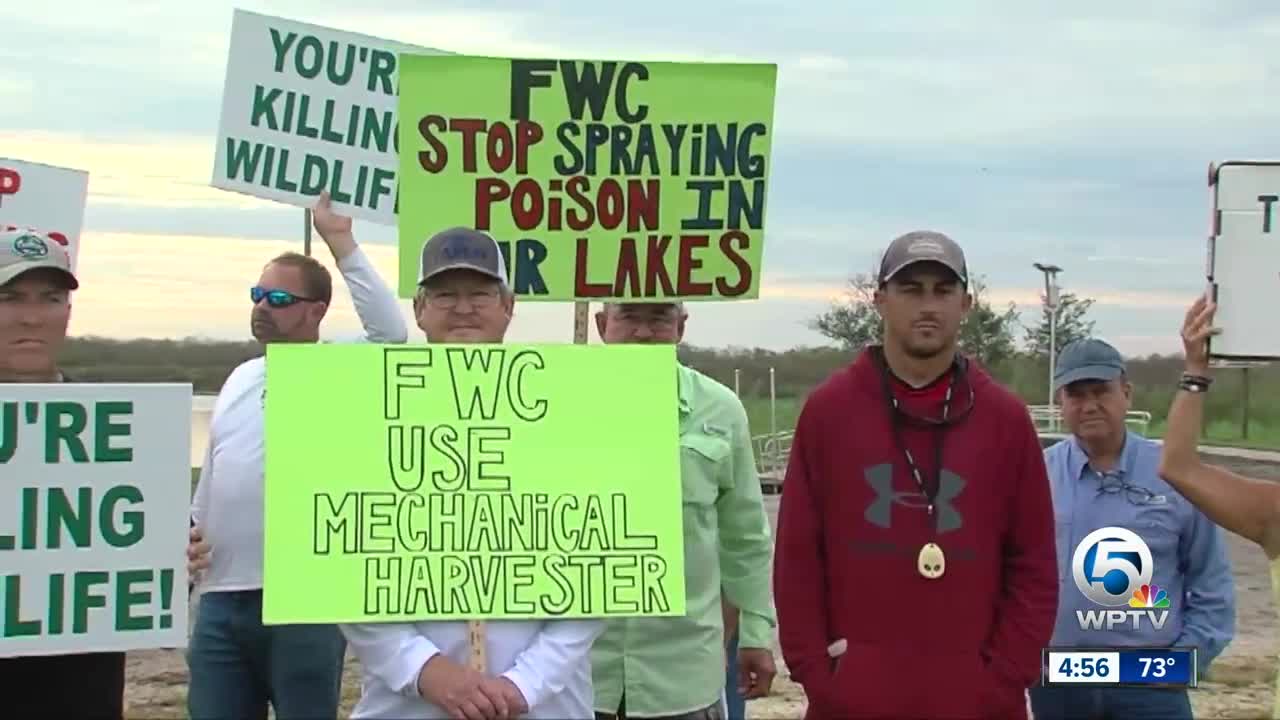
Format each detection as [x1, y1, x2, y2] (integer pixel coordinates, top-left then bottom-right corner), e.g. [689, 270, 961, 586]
[1044, 431, 1235, 668]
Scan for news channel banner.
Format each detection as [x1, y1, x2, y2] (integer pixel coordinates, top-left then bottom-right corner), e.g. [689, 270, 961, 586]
[1042, 526, 1199, 689]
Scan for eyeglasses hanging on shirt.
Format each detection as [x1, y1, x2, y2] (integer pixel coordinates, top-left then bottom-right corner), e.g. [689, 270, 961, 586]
[1094, 472, 1165, 506]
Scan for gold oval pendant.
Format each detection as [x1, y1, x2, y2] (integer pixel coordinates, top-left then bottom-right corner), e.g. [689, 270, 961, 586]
[917, 542, 945, 579]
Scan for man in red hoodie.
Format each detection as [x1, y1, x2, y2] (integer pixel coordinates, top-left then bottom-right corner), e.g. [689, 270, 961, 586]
[773, 230, 1058, 719]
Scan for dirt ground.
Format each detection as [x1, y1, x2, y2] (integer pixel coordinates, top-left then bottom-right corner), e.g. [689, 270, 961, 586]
[123, 455, 1280, 719]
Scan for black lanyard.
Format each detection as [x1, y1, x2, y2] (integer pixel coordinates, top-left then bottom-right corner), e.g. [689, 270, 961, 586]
[874, 349, 968, 520]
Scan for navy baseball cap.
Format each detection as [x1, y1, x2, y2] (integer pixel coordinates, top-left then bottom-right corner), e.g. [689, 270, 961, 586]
[1054, 338, 1126, 392]
[417, 227, 508, 286]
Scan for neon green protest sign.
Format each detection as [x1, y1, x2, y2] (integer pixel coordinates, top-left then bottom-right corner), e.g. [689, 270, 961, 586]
[261, 342, 685, 624]
[395, 55, 777, 301]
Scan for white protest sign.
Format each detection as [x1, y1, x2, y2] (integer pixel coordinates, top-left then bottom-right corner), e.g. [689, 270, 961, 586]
[211, 9, 447, 225]
[0, 384, 191, 657]
[1208, 161, 1280, 360]
[0, 158, 88, 272]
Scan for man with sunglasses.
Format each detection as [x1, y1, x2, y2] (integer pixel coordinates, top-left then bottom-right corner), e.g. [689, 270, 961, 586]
[339, 226, 604, 720]
[589, 301, 777, 720]
[1032, 338, 1234, 720]
[773, 231, 1058, 719]
[186, 192, 408, 720]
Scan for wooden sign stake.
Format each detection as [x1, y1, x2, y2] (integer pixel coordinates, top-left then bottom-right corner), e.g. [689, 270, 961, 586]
[465, 301, 589, 671]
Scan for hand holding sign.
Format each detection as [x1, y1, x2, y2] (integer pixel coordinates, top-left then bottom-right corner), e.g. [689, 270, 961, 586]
[312, 191, 357, 261]
[187, 525, 212, 581]
[416, 655, 489, 720]
[1180, 295, 1221, 376]
[472, 677, 528, 719]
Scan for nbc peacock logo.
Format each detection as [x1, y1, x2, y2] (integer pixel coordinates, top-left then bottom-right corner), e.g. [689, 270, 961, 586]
[1128, 583, 1171, 609]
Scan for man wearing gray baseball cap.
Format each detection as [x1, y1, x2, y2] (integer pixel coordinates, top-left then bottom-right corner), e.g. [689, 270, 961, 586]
[1036, 337, 1234, 720]
[409, 226, 515, 343]
[775, 230, 1057, 719]
[0, 228, 129, 719]
[340, 225, 604, 719]
[877, 229, 969, 288]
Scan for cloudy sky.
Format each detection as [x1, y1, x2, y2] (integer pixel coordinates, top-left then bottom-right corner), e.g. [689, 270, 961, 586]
[4, 0, 1277, 356]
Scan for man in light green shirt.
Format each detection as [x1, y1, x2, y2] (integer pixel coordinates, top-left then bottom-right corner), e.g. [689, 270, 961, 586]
[591, 301, 777, 720]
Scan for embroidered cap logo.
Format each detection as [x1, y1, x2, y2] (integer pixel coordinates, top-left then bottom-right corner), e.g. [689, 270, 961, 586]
[12, 233, 49, 259]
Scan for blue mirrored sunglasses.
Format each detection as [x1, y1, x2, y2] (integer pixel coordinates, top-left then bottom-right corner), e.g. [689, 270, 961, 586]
[250, 286, 318, 308]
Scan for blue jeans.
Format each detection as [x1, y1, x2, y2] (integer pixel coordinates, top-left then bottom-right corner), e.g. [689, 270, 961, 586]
[723, 631, 745, 720]
[1029, 685, 1192, 720]
[187, 590, 347, 720]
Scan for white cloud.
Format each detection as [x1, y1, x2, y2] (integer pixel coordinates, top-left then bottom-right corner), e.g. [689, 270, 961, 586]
[766, 5, 1280, 147]
[0, 131, 270, 210]
[300, 8, 561, 59]
[7, 1, 1275, 356]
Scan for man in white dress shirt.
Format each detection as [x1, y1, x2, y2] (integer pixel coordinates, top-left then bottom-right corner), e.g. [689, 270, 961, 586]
[185, 192, 408, 719]
[338, 226, 603, 720]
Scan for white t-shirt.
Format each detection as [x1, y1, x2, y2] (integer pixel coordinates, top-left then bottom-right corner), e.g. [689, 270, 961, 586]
[190, 247, 407, 591]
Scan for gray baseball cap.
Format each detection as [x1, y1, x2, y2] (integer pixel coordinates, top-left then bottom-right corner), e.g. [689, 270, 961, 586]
[878, 230, 968, 286]
[417, 227, 508, 286]
[0, 229, 78, 289]
[1054, 338, 1126, 391]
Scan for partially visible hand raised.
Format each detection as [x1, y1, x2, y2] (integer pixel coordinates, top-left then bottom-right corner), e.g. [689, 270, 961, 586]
[1180, 294, 1220, 376]
[312, 191, 356, 260]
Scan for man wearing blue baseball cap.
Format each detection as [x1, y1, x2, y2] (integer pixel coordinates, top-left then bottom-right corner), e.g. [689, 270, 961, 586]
[1034, 337, 1236, 720]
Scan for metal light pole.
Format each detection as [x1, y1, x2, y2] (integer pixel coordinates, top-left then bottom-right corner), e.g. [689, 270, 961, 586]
[1034, 263, 1063, 431]
[769, 366, 777, 437]
[303, 208, 313, 257]
[734, 368, 741, 397]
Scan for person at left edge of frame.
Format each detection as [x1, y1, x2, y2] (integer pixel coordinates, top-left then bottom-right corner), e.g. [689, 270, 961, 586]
[0, 228, 128, 720]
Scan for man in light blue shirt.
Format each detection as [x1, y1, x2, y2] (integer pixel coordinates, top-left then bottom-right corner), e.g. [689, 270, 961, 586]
[1033, 338, 1235, 720]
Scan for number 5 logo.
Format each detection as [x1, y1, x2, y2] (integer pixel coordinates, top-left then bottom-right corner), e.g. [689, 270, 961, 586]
[1072, 527, 1154, 607]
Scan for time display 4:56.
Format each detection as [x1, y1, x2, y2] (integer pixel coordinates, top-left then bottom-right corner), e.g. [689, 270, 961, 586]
[1047, 652, 1121, 684]
[1061, 655, 1111, 677]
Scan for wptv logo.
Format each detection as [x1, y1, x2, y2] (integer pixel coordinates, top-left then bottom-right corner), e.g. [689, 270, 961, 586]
[1072, 527, 1171, 631]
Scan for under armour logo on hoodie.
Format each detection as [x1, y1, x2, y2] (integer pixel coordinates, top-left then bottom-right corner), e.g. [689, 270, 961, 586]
[863, 463, 966, 533]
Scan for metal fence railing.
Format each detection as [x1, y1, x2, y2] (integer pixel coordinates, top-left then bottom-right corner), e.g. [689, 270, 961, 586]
[752, 430, 793, 493]
[749, 406, 1154, 493]
[1027, 405, 1152, 436]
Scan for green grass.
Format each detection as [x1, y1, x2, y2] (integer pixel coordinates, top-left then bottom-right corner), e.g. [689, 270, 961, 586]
[1145, 418, 1280, 452]
[742, 395, 801, 439]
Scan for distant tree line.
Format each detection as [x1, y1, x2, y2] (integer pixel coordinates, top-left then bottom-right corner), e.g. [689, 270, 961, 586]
[808, 269, 1097, 376]
[60, 337, 260, 392]
[54, 316, 1279, 445]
